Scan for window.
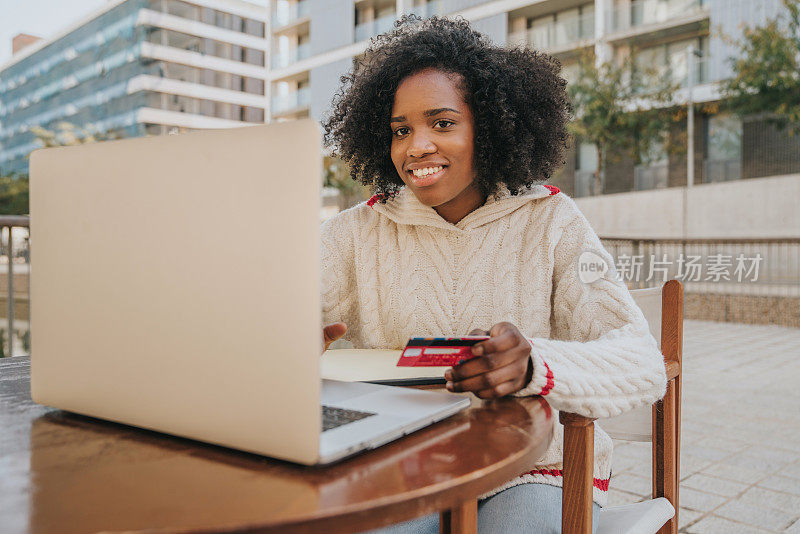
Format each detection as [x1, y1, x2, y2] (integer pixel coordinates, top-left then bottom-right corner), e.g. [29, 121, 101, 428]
[633, 36, 707, 90]
[703, 114, 742, 182]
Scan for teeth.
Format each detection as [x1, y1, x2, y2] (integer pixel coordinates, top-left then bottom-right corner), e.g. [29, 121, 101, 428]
[411, 166, 443, 177]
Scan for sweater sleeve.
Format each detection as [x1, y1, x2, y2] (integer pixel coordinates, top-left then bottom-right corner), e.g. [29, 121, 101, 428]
[513, 199, 668, 419]
[320, 210, 359, 335]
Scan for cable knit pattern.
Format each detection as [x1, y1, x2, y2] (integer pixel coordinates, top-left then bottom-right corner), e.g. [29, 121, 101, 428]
[320, 184, 668, 507]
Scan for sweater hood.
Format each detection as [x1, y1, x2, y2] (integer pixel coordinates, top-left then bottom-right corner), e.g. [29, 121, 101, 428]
[367, 184, 560, 232]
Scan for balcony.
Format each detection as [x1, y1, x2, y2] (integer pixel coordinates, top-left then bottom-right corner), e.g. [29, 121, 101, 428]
[410, 0, 443, 18]
[271, 43, 311, 69]
[271, 86, 310, 115]
[607, 0, 707, 35]
[508, 12, 594, 53]
[633, 163, 668, 190]
[575, 169, 601, 197]
[355, 13, 396, 42]
[703, 158, 742, 183]
[272, 0, 310, 29]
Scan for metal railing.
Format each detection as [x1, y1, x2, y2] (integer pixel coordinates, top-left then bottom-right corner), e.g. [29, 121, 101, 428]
[272, 0, 310, 28]
[633, 163, 668, 190]
[409, 0, 442, 18]
[271, 86, 310, 115]
[575, 170, 601, 198]
[270, 42, 310, 69]
[599, 237, 800, 326]
[0, 216, 30, 358]
[509, 11, 595, 51]
[608, 0, 706, 33]
[703, 158, 742, 183]
[355, 13, 396, 42]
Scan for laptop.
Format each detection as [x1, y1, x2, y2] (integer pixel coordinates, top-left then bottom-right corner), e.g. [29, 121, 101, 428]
[29, 120, 470, 465]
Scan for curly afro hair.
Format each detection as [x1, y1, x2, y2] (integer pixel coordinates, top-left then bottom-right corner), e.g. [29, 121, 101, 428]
[322, 15, 571, 202]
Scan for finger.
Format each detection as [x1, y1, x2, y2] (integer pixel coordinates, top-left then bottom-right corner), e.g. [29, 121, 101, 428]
[475, 377, 525, 399]
[448, 359, 529, 394]
[448, 350, 521, 381]
[323, 322, 347, 347]
[472, 328, 519, 357]
[449, 339, 530, 381]
[468, 328, 489, 336]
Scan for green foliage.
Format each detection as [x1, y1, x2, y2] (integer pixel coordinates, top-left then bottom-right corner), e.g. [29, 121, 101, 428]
[324, 155, 370, 209]
[723, 0, 800, 134]
[0, 121, 124, 214]
[0, 174, 29, 215]
[568, 52, 680, 194]
[29, 121, 122, 148]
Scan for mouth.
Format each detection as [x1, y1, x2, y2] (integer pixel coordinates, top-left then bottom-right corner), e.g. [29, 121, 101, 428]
[407, 165, 448, 187]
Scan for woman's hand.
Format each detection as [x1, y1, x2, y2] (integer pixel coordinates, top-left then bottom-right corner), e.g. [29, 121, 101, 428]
[322, 322, 347, 353]
[445, 322, 533, 399]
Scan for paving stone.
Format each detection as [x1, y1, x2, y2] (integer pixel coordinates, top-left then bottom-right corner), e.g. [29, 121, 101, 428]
[682, 473, 749, 497]
[755, 475, 800, 496]
[610, 472, 651, 497]
[678, 487, 728, 513]
[678, 508, 704, 529]
[685, 515, 771, 533]
[783, 463, 800, 479]
[681, 446, 733, 463]
[605, 488, 642, 507]
[736, 487, 800, 513]
[693, 436, 752, 453]
[724, 451, 797, 473]
[714, 498, 797, 531]
[701, 462, 767, 483]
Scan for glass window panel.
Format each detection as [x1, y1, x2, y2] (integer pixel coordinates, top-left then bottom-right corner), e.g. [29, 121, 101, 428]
[707, 114, 742, 161]
[578, 142, 598, 171]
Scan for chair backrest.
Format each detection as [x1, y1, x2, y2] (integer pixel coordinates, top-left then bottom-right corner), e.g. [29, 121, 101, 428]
[598, 286, 663, 442]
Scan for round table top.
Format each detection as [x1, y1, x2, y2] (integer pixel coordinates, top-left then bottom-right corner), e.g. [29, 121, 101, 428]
[0, 357, 554, 533]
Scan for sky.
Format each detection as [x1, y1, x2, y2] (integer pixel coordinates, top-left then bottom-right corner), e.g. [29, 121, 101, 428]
[0, 0, 268, 68]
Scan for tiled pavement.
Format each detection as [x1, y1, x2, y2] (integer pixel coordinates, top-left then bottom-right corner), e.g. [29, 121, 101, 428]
[607, 320, 800, 533]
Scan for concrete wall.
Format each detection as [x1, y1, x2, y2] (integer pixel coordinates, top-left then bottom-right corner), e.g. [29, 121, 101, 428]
[309, 0, 354, 55]
[309, 57, 351, 122]
[573, 174, 800, 239]
[468, 13, 507, 45]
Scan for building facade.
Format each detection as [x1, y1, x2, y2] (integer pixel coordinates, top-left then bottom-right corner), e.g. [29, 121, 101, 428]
[0, 0, 268, 175]
[266, 0, 800, 199]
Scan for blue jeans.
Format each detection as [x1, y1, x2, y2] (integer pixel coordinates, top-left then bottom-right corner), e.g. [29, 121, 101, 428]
[364, 483, 600, 534]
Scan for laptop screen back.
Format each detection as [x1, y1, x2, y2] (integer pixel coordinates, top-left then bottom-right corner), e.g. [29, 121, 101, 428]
[30, 121, 322, 463]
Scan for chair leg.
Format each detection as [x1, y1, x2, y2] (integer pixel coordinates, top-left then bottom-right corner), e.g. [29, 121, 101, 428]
[561, 413, 595, 534]
[653, 380, 678, 534]
[439, 499, 477, 534]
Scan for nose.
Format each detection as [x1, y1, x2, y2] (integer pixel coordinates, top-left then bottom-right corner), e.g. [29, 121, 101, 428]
[407, 131, 437, 158]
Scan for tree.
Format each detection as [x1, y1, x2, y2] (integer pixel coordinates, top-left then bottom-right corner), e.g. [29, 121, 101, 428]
[0, 122, 124, 215]
[29, 121, 122, 147]
[723, 0, 800, 134]
[568, 53, 680, 195]
[324, 155, 370, 210]
[0, 174, 30, 215]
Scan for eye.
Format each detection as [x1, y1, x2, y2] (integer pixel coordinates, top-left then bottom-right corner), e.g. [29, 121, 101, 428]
[393, 126, 410, 137]
[434, 119, 454, 129]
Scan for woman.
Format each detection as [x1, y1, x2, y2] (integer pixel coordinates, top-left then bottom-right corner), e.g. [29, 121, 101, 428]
[320, 15, 667, 533]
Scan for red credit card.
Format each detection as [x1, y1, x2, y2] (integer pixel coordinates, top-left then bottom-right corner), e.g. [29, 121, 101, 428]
[397, 336, 490, 367]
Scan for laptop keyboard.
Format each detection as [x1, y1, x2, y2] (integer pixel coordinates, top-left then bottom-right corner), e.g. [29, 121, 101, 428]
[322, 405, 376, 432]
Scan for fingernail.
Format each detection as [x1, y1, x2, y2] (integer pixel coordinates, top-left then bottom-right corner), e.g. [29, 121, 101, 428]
[472, 345, 483, 356]
[444, 370, 453, 381]
[446, 381, 453, 390]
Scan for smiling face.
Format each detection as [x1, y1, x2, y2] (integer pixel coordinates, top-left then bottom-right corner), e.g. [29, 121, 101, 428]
[390, 68, 484, 224]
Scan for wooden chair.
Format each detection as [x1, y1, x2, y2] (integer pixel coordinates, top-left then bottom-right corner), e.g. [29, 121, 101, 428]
[561, 279, 683, 534]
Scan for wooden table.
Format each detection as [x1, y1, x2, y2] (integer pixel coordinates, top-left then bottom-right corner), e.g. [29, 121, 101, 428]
[0, 356, 554, 534]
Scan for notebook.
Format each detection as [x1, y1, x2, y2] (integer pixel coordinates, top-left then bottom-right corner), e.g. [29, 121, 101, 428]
[321, 349, 448, 386]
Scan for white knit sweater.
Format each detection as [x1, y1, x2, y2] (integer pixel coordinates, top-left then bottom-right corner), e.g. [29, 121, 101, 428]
[320, 183, 668, 506]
